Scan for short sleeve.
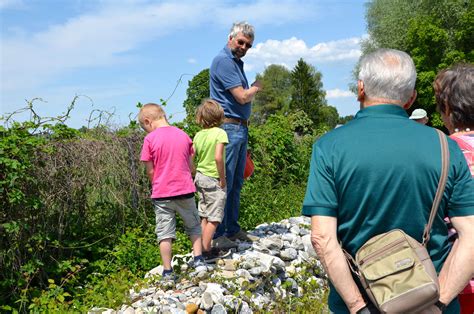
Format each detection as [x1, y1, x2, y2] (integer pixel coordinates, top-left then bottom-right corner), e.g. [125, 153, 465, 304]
[216, 58, 242, 90]
[447, 143, 474, 217]
[302, 142, 338, 217]
[140, 137, 152, 161]
[217, 129, 229, 144]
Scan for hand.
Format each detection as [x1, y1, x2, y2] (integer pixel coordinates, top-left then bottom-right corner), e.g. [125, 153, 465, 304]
[219, 178, 226, 189]
[251, 80, 262, 91]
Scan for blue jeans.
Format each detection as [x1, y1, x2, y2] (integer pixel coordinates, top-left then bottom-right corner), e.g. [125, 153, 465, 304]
[214, 123, 248, 238]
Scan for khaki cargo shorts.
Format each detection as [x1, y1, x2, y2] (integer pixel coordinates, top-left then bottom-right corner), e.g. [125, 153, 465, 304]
[194, 172, 227, 223]
[152, 196, 201, 243]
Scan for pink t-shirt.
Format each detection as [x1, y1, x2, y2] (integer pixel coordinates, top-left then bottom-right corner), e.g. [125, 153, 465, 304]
[450, 132, 474, 176]
[140, 126, 196, 198]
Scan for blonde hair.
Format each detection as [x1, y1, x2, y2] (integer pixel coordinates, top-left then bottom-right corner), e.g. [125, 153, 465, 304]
[138, 103, 166, 123]
[196, 99, 224, 128]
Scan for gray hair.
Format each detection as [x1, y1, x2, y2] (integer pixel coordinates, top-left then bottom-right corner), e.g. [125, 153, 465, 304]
[358, 49, 417, 104]
[229, 21, 255, 39]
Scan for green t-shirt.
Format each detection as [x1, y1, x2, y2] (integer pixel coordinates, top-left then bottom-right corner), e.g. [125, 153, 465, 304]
[302, 105, 474, 314]
[193, 127, 229, 178]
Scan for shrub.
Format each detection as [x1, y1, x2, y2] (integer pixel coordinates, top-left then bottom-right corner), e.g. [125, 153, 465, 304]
[1, 104, 327, 311]
[240, 178, 306, 230]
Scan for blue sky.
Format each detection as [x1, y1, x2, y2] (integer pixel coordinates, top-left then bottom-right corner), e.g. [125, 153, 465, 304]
[1, 0, 367, 128]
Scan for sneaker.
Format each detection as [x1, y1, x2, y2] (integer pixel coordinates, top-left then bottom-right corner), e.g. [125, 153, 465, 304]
[203, 248, 232, 263]
[228, 230, 259, 242]
[193, 258, 208, 273]
[212, 236, 238, 250]
[160, 271, 176, 286]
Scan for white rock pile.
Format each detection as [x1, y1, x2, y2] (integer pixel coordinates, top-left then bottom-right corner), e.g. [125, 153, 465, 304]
[89, 216, 328, 314]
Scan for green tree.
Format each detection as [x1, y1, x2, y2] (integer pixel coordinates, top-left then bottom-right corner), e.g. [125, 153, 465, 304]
[318, 104, 339, 129]
[290, 58, 327, 126]
[252, 65, 292, 124]
[359, 0, 473, 125]
[364, 0, 420, 52]
[338, 115, 354, 125]
[404, 4, 472, 117]
[183, 69, 210, 125]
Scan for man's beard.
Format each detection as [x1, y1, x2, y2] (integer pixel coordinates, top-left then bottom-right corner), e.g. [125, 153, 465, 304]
[231, 47, 246, 59]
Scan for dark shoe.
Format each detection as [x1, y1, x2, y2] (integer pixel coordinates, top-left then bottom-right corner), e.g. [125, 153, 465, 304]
[211, 236, 238, 250]
[160, 271, 176, 286]
[228, 230, 259, 242]
[192, 258, 208, 272]
[203, 248, 232, 263]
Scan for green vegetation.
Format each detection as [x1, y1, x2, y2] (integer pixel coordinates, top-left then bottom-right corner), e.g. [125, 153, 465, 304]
[183, 68, 210, 126]
[1, 101, 161, 312]
[290, 58, 329, 127]
[361, 0, 473, 127]
[1, 1, 471, 310]
[252, 64, 293, 124]
[252, 59, 340, 129]
[0, 97, 323, 312]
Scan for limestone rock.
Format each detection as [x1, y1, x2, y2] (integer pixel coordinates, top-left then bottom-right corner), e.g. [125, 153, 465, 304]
[211, 303, 226, 314]
[201, 292, 214, 310]
[90, 216, 326, 314]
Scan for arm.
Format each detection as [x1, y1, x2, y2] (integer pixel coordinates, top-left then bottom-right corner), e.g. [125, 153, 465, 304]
[438, 215, 474, 304]
[311, 216, 366, 314]
[189, 155, 196, 177]
[215, 142, 226, 188]
[229, 80, 262, 105]
[143, 161, 154, 182]
[190, 145, 196, 177]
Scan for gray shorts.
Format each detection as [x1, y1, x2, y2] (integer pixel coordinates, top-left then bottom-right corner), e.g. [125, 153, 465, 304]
[195, 172, 227, 223]
[152, 196, 201, 243]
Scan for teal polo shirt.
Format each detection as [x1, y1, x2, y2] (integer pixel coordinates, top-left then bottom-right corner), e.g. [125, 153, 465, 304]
[302, 104, 474, 314]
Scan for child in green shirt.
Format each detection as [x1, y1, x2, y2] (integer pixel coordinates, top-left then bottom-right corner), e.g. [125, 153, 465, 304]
[193, 99, 230, 262]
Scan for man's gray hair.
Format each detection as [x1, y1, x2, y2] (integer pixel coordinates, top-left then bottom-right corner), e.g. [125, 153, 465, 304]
[229, 21, 254, 39]
[358, 49, 417, 104]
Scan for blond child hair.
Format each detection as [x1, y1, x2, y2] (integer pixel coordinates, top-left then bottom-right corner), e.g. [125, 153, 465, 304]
[196, 99, 224, 128]
[139, 103, 166, 123]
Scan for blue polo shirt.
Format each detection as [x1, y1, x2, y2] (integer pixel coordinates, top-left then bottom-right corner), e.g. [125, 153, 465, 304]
[302, 104, 474, 313]
[210, 46, 251, 120]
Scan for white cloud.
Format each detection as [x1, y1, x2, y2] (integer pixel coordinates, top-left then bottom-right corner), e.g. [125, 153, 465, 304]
[187, 58, 197, 64]
[326, 88, 355, 99]
[0, 0, 23, 9]
[245, 36, 362, 72]
[1, 1, 206, 92]
[1, 0, 318, 93]
[213, 1, 317, 27]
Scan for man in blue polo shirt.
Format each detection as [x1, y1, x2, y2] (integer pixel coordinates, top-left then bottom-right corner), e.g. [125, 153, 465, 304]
[303, 49, 474, 313]
[210, 22, 262, 249]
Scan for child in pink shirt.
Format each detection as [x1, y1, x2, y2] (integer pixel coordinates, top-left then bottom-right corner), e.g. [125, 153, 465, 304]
[139, 103, 205, 280]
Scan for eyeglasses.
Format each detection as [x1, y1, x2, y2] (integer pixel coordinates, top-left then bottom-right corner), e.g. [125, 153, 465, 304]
[237, 39, 252, 49]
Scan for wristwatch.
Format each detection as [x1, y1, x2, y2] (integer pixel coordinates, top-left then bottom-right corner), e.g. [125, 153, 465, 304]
[435, 300, 447, 311]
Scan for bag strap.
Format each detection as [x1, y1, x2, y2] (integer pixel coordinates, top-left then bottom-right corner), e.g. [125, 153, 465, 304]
[342, 248, 362, 277]
[422, 129, 450, 246]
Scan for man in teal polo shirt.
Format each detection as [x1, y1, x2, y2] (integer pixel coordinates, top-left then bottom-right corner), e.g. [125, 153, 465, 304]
[302, 49, 474, 313]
